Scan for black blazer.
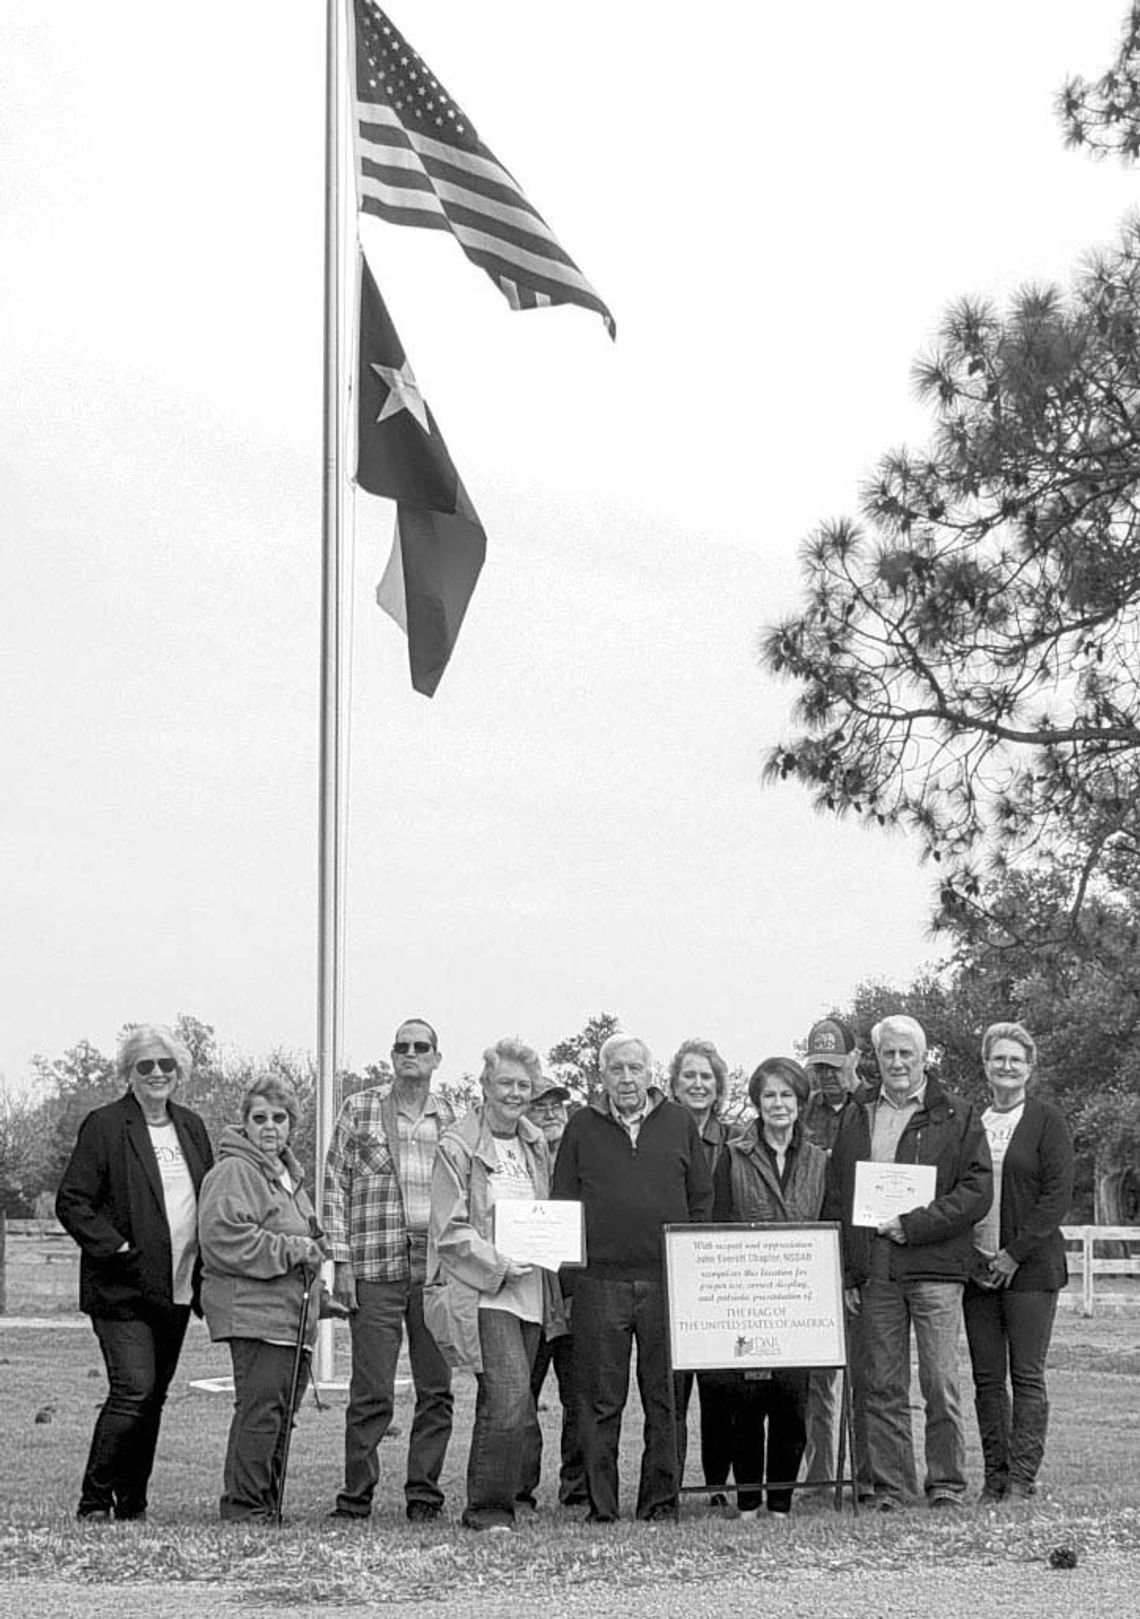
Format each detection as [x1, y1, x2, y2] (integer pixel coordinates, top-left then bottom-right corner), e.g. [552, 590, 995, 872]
[56, 1092, 214, 1318]
[990, 1095, 1074, 1293]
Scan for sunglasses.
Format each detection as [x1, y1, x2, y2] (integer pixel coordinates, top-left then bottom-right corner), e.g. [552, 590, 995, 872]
[249, 1110, 290, 1126]
[393, 1040, 434, 1055]
[135, 1058, 177, 1076]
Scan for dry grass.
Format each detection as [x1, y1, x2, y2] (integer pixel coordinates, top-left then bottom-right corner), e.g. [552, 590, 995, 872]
[1, 1307, 1138, 1603]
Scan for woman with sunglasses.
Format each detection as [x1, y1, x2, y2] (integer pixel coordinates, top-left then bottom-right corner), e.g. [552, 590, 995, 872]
[197, 1075, 329, 1520]
[964, 1023, 1074, 1503]
[56, 1023, 214, 1521]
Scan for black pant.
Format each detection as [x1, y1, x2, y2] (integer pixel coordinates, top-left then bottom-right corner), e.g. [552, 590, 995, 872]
[675, 1371, 737, 1489]
[702, 1368, 808, 1513]
[963, 1284, 1058, 1493]
[221, 1338, 309, 1520]
[79, 1307, 191, 1518]
[572, 1274, 677, 1520]
[518, 1329, 586, 1505]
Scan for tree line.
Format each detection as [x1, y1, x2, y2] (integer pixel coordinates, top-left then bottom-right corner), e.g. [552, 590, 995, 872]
[762, 5, 1140, 1221]
[0, 1012, 612, 1218]
[2, 990, 1132, 1224]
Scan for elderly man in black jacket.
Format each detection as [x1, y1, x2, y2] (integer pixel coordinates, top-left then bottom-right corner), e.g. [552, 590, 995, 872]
[822, 1015, 992, 1511]
[552, 1034, 713, 1524]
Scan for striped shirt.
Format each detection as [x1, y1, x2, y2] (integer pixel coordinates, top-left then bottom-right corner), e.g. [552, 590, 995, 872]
[323, 1086, 455, 1281]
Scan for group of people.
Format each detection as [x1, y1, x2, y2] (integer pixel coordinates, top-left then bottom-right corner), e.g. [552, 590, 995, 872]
[55, 1009, 1074, 1525]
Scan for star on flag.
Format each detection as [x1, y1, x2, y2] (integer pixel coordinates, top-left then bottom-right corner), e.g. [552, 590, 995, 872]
[370, 357, 430, 433]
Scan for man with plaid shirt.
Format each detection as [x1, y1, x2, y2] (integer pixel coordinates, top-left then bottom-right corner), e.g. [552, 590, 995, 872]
[325, 1017, 456, 1522]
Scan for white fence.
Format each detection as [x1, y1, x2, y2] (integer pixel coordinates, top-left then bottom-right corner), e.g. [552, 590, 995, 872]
[1061, 1225, 1140, 1317]
[3, 1219, 1140, 1317]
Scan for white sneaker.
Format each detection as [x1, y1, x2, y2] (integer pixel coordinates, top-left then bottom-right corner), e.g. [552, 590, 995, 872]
[738, 1507, 759, 1521]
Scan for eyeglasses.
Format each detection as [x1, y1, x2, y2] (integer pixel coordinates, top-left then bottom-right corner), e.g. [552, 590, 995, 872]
[135, 1058, 177, 1076]
[393, 1040, 434, 1055]
[989, 1057, 1028, 1069]
[248, 1110, 290, 1126]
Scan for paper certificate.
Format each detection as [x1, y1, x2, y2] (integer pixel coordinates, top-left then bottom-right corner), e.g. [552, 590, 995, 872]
[493, 1199, 585, 1269]
[852, 1161, 937, 1228]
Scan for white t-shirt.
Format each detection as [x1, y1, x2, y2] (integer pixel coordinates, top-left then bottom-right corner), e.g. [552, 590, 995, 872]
[148, 1121, 198, 1306]
[482, 1134, 543, 1324]
[974, 1102, 1025, 1257]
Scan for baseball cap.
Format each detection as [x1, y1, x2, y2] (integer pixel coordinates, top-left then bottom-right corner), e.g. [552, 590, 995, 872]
[805, 1018, 856, 1068]
[529, 1083, 571, 1105]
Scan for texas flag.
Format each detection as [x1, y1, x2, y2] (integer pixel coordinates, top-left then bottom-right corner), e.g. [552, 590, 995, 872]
[355, 253, 486, 697]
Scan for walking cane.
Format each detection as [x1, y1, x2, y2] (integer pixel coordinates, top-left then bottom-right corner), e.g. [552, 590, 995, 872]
[275, 1218, 324, 1526]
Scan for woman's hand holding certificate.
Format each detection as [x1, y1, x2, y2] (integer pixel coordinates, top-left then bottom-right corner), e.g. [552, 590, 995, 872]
[492, 1199, 585, 1268]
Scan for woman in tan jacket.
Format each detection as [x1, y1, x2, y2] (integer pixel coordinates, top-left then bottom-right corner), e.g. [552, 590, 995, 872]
[198, 1077, 327, 1521]
[425, 1037, 564, 1531]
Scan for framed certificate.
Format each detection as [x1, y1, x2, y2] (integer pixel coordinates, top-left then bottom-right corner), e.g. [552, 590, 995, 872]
[492, 1199, 585, 1268]
[852, 1161, 937, 1228]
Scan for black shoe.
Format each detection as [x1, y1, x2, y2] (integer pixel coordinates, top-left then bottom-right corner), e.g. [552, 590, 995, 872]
[406, 1502, 441, 1524]
[642, 1504, 679, 1524]
[586, 1511, 616, 1525]
[327, 1507, 368, 1524]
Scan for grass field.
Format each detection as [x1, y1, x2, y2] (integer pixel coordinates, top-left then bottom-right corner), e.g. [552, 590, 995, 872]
[1, 1305, 1138, 1606]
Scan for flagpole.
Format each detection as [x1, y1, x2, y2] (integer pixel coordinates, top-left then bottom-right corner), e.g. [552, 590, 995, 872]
[315, 0, 345, 1386]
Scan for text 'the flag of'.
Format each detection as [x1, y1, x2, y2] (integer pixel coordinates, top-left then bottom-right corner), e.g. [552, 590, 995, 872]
[350, 0, 615, 337]
[356, 254, 486, 698]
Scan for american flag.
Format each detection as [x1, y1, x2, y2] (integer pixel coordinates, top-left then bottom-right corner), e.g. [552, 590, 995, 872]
[350, 0, 615, 337]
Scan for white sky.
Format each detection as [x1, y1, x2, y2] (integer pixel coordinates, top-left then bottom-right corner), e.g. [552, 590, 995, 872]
[2, 1, 1137, 1088]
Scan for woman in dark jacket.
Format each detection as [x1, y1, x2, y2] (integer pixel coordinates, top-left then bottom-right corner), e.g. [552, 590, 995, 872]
[714, 1057, 827, 1516]
[964, 1022, 1073, 1502]
[198, 1076, 328, 1521]
[56, 1024, 214, 1521]
[668, 1038, 732, 1504]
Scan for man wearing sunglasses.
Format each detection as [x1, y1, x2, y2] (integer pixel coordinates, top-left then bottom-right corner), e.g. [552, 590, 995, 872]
[324, 1018, 456, 1523]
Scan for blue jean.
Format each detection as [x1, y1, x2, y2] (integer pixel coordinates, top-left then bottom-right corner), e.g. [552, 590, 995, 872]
[801, 1367, 840, 1485]
[221, 1338, 307, 1520]
[963, 1285, 1058, 1493]
[572, 1274, 678, 1521]
[463, 1309, 541, 1529]
[337, 1276, 454, 1515]
[860, 1279, 965, 1502]
[802, 1306, 873, 1492]
[79, 1308, 191, 1518]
